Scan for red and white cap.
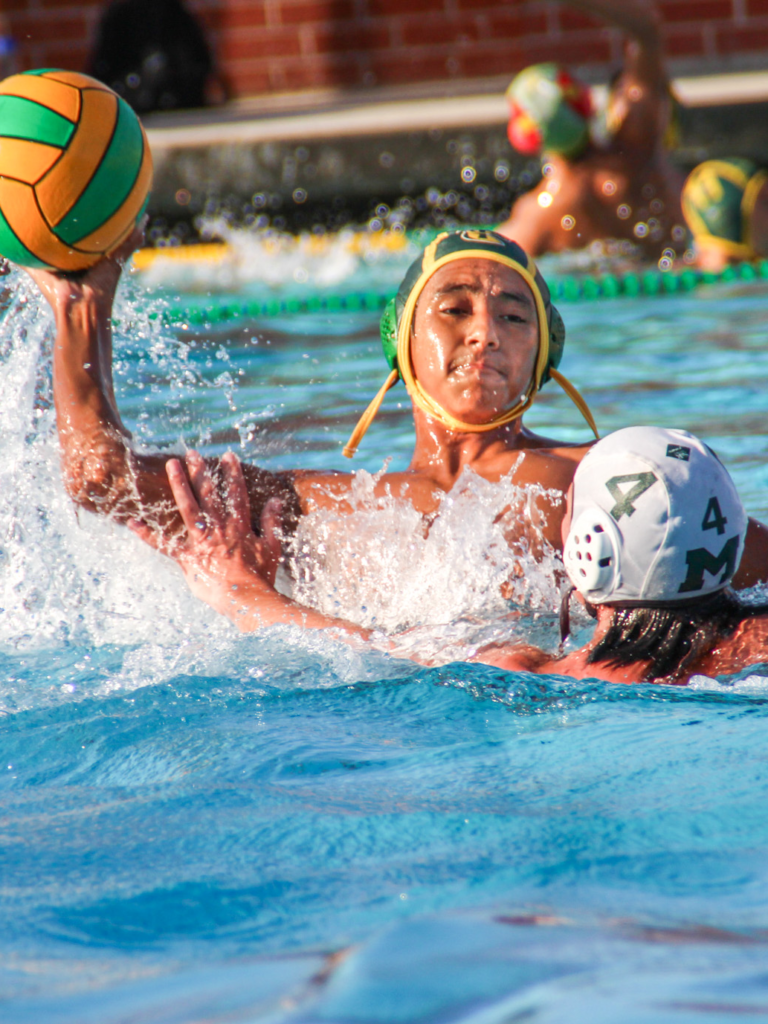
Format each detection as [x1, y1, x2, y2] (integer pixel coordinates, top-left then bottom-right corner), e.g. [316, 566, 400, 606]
[563, 426, 747, 605]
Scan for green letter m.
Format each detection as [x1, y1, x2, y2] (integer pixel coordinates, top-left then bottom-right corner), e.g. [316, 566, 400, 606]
[678, 535, 740, 593]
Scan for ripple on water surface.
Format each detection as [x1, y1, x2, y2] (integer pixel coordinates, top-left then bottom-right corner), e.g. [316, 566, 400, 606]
[3, 259, 768, 1020]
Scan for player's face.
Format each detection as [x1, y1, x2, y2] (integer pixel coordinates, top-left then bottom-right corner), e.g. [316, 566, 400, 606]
[410, 258, 540, 425]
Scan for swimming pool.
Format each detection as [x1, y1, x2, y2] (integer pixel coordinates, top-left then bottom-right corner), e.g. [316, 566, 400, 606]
[3, 242, 768, 1023]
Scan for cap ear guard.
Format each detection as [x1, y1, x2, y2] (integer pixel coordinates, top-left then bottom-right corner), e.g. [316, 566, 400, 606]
[563, 506, 622, 602]
[380, 297, 399, 373]
[543, 304, 565, 384]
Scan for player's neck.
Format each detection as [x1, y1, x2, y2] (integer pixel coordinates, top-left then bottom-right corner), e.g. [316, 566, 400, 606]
[409, 413, 527, 483]
[555, 607, 653, 684]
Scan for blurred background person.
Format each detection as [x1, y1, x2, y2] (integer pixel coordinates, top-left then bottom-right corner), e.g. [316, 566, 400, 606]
[88, 0, 227, 114]
[681, 159, 768, 272]
[497, 0, 686, 262]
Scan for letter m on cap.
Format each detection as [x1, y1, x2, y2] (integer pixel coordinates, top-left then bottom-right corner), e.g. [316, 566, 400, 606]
[678, 535, 740, 593]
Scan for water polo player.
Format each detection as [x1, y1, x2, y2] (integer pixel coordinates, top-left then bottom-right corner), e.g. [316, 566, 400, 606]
[154, 427, 768, 687]
[497, 0, 685, 261]
[682, 159, 768, 272]
[479, 426, 768, 684]
[24, 227, 768, 601]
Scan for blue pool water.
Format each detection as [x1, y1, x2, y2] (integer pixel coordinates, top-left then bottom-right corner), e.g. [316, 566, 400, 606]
[3, 249, 768, 1023]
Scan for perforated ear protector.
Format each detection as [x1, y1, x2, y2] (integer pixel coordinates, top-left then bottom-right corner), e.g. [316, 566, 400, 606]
[563, 505, 622, 601]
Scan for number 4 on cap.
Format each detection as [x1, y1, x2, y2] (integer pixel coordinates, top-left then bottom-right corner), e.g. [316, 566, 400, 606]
[702, 497, 727, 536]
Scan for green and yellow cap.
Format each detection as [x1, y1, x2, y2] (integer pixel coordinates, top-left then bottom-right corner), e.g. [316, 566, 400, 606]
[682, 158, 768, 259]
[343, 229, 598, 458]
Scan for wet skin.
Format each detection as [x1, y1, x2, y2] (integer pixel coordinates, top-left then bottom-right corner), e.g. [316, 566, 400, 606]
[295, 258, 587, 555]
[408, 259, 539, 426]
[477, 600, 768, 684]
[499, 151, 685, 260]
[30, 240, 768, 591]
[474, 483, 768, 682]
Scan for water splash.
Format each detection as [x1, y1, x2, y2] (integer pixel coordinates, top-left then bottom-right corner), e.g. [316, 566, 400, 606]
[137, 223, 420, 297]
[0, 269, 222, 658]
[289, 462, 567, 653]
[0, 267, 568, 692]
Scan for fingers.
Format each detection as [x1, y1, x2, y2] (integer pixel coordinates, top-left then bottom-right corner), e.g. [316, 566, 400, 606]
[261, 496, 283, 541]
[166, 456, 205, 534]
[186, 450, 226, 523]
[221, 451, 251, 528]
[257, 496, 283, 586]
[21, 264, 65, 308]
[128, 518, 161, 551]
[110, 218, 147, 266]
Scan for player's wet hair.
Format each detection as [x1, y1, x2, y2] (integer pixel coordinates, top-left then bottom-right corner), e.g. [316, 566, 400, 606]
[588, 591, 768, 683]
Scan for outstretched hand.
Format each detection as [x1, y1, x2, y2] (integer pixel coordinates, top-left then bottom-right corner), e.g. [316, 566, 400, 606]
[131, 450, 284, 619]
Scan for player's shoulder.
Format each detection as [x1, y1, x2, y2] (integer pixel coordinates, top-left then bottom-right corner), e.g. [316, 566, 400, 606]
[707, 613, 768, 670]
[290, 469, 355, 510]
[503, 439, 592, 492]
[518, 437, 592, 465]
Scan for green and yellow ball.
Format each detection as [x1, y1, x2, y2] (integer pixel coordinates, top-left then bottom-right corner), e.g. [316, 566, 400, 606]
[0, 69, 152, 271]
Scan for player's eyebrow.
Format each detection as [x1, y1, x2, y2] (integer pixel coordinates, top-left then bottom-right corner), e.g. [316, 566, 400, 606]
[499, 290, 534, 306]
[434, 283, 533, 306]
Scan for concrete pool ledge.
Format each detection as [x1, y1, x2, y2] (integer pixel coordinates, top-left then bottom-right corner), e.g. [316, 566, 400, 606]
[142, 70, 768, 227]
[144, 70, 768, 149]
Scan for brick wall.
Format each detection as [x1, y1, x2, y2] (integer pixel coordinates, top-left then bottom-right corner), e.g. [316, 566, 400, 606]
[3, 0, 768, 100]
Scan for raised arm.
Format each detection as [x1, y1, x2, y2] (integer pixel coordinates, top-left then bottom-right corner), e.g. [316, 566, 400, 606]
[26, 231, 301, 540]
[564, 0, 670, 151]
[559, 0, 662, 49]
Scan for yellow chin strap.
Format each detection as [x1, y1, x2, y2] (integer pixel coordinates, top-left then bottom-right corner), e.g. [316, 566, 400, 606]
[343, 248, 598, 458]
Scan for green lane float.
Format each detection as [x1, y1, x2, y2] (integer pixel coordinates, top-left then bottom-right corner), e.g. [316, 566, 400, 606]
[138, 241, 768, 327]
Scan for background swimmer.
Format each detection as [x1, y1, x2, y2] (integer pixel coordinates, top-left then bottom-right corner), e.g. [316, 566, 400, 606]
[497, 0, 685, 260]
[682, 158, 768, 272]
[146, 428, 768, 688]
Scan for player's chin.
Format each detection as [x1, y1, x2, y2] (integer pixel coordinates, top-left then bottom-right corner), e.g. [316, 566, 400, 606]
[448, 385, 513, 424]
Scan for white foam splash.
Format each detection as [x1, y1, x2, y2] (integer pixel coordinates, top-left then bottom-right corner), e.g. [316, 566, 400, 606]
[289, 462, 566, 649]
[138, 223, 420, 296]
[0, 270, 223, 658]
[688, 672, 768, 693]
[0, 266, 566, 689]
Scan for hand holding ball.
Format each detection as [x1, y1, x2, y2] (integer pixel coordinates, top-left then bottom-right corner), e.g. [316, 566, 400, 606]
[0, 69, 152, 272]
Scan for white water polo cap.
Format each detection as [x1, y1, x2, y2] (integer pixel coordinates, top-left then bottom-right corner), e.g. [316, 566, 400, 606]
[563, 426, 747, 604]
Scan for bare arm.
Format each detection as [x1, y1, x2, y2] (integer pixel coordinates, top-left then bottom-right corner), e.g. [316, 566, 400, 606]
[563, 0, 669, 151]
[26, 231, 301, 538]
[496, 187, 554, 253]
[558, 0, 661, 48]
[733, 518, 768, 590]
[138, 450, 576, 673]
